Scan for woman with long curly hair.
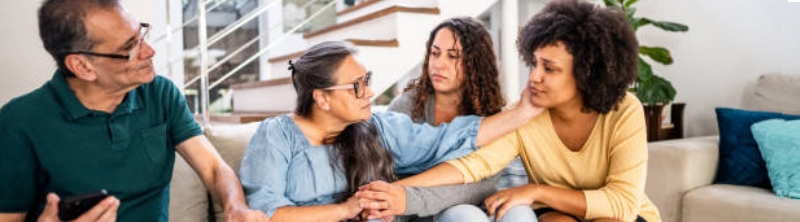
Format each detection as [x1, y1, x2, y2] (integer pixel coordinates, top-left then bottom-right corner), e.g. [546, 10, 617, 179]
[388, 0, 662, 221]
[388, 17, 505, 125]
[377, 17, 534, 222]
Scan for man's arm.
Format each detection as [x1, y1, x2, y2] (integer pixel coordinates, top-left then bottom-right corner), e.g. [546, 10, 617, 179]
[175, 135, 267, 222]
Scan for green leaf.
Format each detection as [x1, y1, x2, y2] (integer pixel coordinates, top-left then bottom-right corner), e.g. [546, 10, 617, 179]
[632, 17, 652, 31]
[603, 0, 620, 8]
[638, 57, 654, 82]
[636, 74, 676, 105]
[625, 7, 637, 19]
[640, 46, 673, 65]
[648, 20, 689, 32]
[624, 0, 640, 8]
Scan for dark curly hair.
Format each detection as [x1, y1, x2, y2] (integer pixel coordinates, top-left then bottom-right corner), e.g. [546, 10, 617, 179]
[517, 0, 638, 114]
[404, 17, 506, 119]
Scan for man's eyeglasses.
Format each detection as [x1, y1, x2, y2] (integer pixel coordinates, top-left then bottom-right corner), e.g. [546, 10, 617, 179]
[323, 72, 372, 98]
[68, 23, 150, 61]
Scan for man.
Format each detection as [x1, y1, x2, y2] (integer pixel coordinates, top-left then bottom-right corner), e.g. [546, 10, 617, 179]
[0, 0, 268, 221]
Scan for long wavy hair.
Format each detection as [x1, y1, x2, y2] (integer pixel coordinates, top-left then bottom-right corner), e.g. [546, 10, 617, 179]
[404, 17, 506, 119]
[289, 41, 396, 200]
[517, 0, 638, 113]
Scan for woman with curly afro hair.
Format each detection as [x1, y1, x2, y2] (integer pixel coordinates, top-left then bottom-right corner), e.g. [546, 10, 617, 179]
[395, 0, 661, 222]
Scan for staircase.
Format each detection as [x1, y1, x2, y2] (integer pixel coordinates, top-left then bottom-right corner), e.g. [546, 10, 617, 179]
[228, 0, 499, 119]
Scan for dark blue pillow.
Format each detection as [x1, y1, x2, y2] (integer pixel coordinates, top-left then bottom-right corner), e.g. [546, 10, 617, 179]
[714, 108, 800, 188]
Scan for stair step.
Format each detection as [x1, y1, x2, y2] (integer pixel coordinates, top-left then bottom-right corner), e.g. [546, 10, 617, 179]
[268, 39, 399, 64]
[304, 6, 439, 40]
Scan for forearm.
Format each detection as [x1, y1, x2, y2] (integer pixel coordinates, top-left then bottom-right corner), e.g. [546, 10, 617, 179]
[476, 107, 535, 146]
[404, 175, 499, 216]
[271, 204, 350, 222]
[207, 163, 249, 213]
[533, 185, 587, 218]
[0, 213, 25, 222]
[396, 162, 464, 187]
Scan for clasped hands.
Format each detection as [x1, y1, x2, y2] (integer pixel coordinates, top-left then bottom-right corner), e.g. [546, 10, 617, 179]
[351, 180, 406, 222]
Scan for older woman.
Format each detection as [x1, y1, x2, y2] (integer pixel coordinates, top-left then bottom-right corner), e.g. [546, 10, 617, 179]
[385, 0, 661, 221]
[238, 41, 542, 222]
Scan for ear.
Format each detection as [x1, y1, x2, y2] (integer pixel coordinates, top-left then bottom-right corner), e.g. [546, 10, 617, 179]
[64, 54, 97, 82]
[313, 89, 331, 111]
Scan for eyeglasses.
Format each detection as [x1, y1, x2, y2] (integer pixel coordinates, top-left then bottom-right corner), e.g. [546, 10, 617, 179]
[323, 72, 372, 98]
[68, 23, 151, 61]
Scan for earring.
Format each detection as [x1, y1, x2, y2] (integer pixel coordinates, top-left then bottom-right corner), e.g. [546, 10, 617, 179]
[323, 105, 330, 111]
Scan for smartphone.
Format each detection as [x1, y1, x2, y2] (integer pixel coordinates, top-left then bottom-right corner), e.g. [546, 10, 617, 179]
[58, 189, 109, 221]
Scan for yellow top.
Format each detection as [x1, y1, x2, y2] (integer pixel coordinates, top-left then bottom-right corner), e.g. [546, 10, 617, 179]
[447, 93, 660, 222]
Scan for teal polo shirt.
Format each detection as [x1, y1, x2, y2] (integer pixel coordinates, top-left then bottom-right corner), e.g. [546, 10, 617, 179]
[0, 70, 202, 222]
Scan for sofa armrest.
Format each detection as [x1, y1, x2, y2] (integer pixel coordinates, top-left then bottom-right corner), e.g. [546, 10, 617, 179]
[645, 136, 719, 222]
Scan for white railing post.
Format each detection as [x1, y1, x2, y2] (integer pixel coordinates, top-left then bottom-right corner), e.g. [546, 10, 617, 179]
[197, 0, 211, 126]
[501, 0, 520, 103]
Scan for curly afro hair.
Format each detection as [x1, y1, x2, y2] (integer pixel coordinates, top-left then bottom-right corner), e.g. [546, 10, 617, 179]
[404, 17, 506, 119]
[517, 0, 638, 114]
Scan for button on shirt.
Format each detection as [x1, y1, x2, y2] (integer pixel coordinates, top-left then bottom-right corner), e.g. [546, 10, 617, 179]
[239, 112, 481, 217]
[0, 70, 202, 222]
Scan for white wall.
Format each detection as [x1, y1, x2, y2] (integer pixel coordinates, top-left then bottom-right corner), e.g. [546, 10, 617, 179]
[636, 0, 800, 136]
[0, 0, 52, 106]
[0, 0, 161, 106]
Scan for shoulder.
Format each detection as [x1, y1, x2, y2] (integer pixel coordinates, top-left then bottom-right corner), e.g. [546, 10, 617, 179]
[252, 115, 305, 149]
[387, 89, 419, 114]
[0, 85, 51, 125]
[612, 93, 644, 118]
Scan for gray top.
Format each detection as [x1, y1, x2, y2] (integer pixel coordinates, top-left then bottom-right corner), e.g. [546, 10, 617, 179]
[388, 89, 500, 219]
[387, 89, 436, 125]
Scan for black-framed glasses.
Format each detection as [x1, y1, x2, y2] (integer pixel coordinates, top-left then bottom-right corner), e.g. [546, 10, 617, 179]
[323, 72, 372, 98]
[68, 23, 151, 61]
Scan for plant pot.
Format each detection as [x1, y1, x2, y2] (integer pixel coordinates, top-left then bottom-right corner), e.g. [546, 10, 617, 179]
[643, 103, 686, 142]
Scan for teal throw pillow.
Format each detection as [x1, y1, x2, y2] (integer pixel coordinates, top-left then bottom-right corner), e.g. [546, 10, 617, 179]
[713, 108, 800, 188]
[751, 119, 800, 199]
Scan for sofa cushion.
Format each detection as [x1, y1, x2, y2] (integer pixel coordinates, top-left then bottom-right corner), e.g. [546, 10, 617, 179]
[752, 119, 800, 199]
[743, 74, 800, 115]
[682, 184, 800, 222]
[169, 155, 209, 222]
[714, 108, 800, 188]
[203, 122, 262, 221]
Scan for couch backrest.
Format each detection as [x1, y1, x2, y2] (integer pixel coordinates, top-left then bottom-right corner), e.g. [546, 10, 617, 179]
[743, 74, 800, 115]
[169, 121, 262, 222]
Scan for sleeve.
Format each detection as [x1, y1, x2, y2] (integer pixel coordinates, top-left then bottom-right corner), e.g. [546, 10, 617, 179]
[386, 91, 414, 115]
[238, 119, 296, 218]
[404, 175, 500, 216]
[161, 76, 203, 146]
[447, 128, 523, 183]
[371, 112, 481, 175]
[0, 112, 36, 212]
[583, 98, 649, 221]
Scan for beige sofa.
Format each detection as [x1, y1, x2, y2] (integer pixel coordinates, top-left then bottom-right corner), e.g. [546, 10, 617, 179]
[645, 74, 800, 222]
[169, 121, 262, 222]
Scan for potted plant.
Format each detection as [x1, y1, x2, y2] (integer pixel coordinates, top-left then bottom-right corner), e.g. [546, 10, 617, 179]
[600, 0, 689, 140]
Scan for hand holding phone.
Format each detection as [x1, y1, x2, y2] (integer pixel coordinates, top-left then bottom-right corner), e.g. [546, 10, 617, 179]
[57, 190, 110, 221]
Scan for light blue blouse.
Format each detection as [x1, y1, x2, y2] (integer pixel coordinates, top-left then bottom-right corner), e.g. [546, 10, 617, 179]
[239, 111, 481, 217]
